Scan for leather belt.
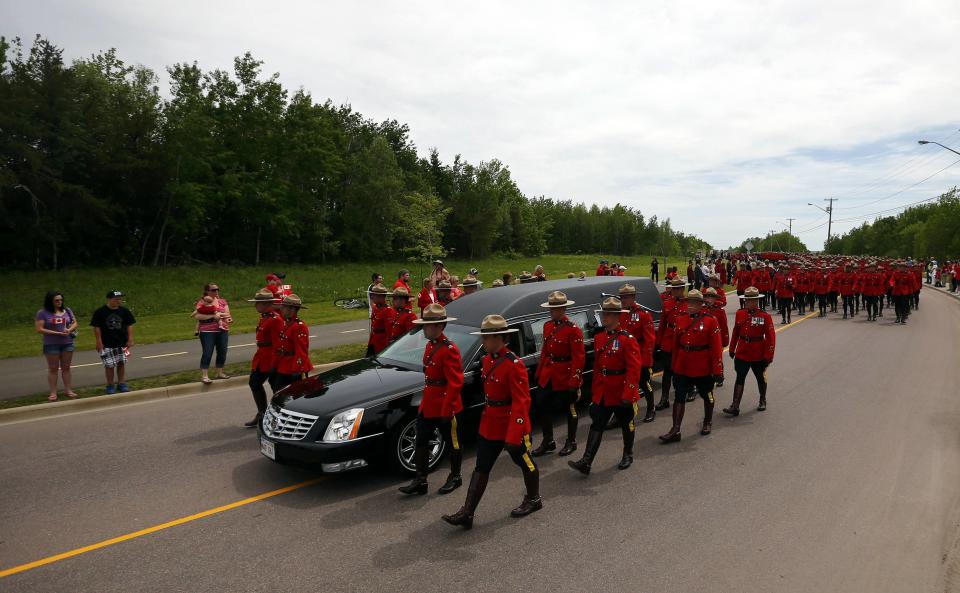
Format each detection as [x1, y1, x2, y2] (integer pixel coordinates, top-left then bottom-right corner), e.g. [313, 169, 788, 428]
[738, 336, 763, 343]
[277, 349, 294, 356]
[424, 378, 448, 386]
[681, 344, 708, 352]
[600, 369, 625, 376]
[372, 328, 386, 333]
[549, 355, 572, 362]
[485, 398, 511, 407]
[256, 341, 272, 347]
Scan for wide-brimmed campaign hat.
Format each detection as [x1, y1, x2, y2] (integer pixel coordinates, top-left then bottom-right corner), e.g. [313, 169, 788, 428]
[669, 278, 690, 289]
[412, 303, 456, 324]
[462, 276, 481, 287]
[703, 287, 718, 297]
[687, 289, 705, 302]
[470, 314, 518, 335]
[367, 283, 388, 295]
[247, 288, 276, 302]
[391, 287, 411, 299]
[618, 283, 637, 296]
[491, 279, 505, 287]
[280, 294, 307, 309]
[596, 296, 628, 314]
[436, 280, 452, 290]
[743, 286, 764, 299]
[540, 290, 575, 308]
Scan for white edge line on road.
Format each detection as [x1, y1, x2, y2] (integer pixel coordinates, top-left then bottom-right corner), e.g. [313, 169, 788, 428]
[227, 343, 255, 349]
[71, 362, 102, 368]
[141, 352, 188, 360]
[340, 329, 366, 334]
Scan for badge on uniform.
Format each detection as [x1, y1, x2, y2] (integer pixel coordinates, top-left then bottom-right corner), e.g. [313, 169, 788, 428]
[751, 316, 764, 326]
[611, 339, 619, 352]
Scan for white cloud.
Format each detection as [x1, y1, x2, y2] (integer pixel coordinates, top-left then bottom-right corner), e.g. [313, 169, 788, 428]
[7, 0, 960, 248]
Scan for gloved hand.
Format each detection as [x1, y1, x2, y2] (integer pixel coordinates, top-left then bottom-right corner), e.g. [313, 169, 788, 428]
[713, 375, 724, 384]
[728, 350, 736, 359]
[620, 399, 634, 408]
[505, 442, 524, 456]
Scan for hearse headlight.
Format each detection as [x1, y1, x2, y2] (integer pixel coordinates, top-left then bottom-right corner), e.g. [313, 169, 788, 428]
[323, 408, 365, 442]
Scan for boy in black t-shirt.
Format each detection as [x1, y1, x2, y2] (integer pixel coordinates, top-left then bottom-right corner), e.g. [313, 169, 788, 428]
[90, 290, 136, 394]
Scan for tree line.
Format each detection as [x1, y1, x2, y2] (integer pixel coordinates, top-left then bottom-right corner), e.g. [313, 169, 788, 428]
[737, 231, 809, 254]
[0, 35, 710, 270]
[825, 188, 959, 259]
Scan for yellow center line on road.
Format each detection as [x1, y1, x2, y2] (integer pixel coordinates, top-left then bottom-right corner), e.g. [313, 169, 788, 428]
[0, 478, 324, 580]
[650, 311, 816, 378]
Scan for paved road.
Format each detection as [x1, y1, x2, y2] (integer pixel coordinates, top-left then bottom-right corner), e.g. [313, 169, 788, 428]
[0, 319, 368, 400]
[1, 289, 959, 592]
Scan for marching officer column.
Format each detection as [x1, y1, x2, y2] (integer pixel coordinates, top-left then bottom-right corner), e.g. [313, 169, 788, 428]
[531, 291, 586, 457]
[443, 315, 541, 529]
[618, 283, 657, 422]
[274, 295, 313, 391]
[245, 289, 284, 428]
[659, 290, 723, 442]
[724, 287, 776, 415]
[399, 304, 465, 496]
[568, 297, 642, 473]
[654, 278, 689, 411]
[367, 284, 395, 356]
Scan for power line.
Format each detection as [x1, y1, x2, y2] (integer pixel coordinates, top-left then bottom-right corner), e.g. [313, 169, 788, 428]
[832, 157, 960, 211]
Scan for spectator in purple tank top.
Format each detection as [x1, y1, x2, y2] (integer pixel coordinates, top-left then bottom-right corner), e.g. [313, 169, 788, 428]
[35, 290, 79, 401]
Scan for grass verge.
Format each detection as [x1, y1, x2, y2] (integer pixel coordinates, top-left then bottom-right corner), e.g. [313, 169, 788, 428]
[0, 343, 366, 410]
[3, 254, 682, 358]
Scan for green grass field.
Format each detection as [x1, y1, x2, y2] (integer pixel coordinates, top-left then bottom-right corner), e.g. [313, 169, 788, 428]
[5, 254, 679, 359]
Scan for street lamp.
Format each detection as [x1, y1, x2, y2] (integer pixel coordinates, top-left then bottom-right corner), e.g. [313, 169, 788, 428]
[918, 139, 960, 157]
[808, 198, 837, 250]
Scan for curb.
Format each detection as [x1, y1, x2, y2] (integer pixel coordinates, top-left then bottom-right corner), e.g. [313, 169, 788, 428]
[0, 360, 355, 425]
[924, 284, 960, 302]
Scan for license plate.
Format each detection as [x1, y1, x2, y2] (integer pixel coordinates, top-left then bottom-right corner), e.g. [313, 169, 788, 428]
[260, 437, 276, 460]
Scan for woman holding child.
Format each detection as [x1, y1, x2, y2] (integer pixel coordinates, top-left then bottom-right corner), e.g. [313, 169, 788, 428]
[193, 282, 232, 384]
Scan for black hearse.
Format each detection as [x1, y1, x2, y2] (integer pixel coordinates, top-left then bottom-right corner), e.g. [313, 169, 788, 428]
[258, 276, 662, 474]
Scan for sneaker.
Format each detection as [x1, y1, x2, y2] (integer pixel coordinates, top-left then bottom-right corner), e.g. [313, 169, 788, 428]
[105, 384, 116, 395]
[118, 383, 130, 393]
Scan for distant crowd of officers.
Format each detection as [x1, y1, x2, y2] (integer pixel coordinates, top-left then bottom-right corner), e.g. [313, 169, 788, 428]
[247, 253, 924, 528]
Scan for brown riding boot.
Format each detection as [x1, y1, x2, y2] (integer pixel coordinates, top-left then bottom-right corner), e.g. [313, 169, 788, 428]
[442, 471, 489, 529]
[659, 401, 684, 443]
[511, 468, 543, 517]
[723, 384, 744, 416]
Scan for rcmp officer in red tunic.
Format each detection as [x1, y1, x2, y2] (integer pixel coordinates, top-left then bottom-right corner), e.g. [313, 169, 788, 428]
[274, 295, 313, 391]
[724, 286, 776, 415]
[703, 287, 729, 349]
[618, 283, 657, 423]
[531, 291, 586, 457]
[367, 283, 395, 357]
[388, 288, 417, 343]
[654, 278, 689, 410]
[435, 280, 454, 305]
[399, 304, 465, 496]
[443, 315, 541, 529]
[245, 288, 284, 428]
[568, 297, 642, 473]
[659, 289, 723, 443]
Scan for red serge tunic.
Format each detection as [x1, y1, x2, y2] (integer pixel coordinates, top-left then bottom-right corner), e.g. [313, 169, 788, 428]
[729, 307, 776, 363]
[656, 299, 687, 354]
[620, 304, 656, 368]
[478, 347, 531, 445]
[251, 311, 283, 372]
[419, 335, 464, 418]
[814, 272, 832, 295]
[773, 273, 795, 299]
[704, 302, 729, 347]
[389, 307, 417, 342]
[671, 312, 723, 378]
[892, 271, 915, 296]
[535, 317, 586, 391]
[368, 304, 396, 354]
[276, 318, 313, 374]
[591, 328, 642, 406]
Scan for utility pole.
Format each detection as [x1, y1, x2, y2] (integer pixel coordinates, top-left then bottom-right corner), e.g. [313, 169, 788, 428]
[785, 218, 795, 235]
[824, 198, 837, 249]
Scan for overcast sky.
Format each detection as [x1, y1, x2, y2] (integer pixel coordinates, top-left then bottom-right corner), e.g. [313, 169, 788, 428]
[8, 0, 960, 249]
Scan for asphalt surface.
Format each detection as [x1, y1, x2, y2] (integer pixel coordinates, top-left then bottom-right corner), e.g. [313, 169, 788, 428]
[0, 319, 368, 400]
[1, 289, 959, 592]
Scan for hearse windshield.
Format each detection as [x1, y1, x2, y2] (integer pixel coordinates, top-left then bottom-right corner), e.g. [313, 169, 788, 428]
[376, 324, 481, 370]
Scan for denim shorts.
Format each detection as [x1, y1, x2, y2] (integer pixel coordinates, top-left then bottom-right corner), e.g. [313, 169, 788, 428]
[43, 343, 75, 355]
